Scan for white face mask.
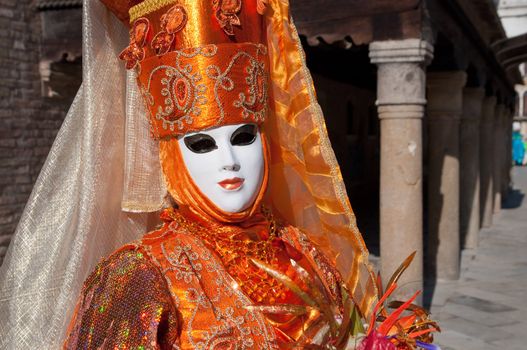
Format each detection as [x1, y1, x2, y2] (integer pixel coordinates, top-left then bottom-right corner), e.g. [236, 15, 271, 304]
[178, 123, 265, 213]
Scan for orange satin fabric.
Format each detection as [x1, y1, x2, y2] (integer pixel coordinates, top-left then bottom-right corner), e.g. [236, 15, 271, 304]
[64, 209, 345, 349]
[159, 131, 270, 223]
[162, 207, 331, 343]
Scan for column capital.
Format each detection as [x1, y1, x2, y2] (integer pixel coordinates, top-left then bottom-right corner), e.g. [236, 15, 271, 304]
[461, 87, 485, 121]
[427, 71, 467, 118]
[373, 41, 433, 108]
[369, 39, 434, 64]
[481, 96, 497, 124]
[427, 71, 468, 90]
[495, 104, 506, 121]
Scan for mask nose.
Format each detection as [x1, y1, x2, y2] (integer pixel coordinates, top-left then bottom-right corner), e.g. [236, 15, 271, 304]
[219, 143, 240, 172]
[222, 164, 241, 171]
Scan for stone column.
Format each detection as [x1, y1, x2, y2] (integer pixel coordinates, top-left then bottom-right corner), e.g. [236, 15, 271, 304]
[460, 88, 484, 249]
[502, 110, 512, 197]
[480, 96, 497, 228]
[369, 39, 433, 299]
[521, 121, 527, 138]
[427, 71, 467, 281]
[493, 104, 505, 214]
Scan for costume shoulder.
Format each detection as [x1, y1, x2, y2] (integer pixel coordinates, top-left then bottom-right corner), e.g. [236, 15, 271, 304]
[64, 245, 179, 349]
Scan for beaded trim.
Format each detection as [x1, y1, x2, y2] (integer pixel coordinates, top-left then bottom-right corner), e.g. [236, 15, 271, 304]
[129, 0, 178, 23]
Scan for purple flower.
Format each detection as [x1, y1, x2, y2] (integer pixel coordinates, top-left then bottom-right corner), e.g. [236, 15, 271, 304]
[416, 340, 441, 350]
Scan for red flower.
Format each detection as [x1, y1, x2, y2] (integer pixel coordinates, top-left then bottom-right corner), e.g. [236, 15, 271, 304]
[358, 332, 397, 350]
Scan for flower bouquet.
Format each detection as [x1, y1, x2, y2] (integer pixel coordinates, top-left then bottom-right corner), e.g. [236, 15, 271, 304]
[247, 252, 440, 350]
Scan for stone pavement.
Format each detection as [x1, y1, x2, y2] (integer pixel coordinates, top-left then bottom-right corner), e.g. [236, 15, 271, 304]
[428, 166, 527, 350]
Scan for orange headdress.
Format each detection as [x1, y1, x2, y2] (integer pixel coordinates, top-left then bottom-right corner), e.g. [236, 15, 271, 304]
[103, 0, 378, 317]
[117, 0, 268, 138]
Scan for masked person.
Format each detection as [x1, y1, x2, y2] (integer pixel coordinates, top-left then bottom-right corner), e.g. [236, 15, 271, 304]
[0, 0, 378, 348]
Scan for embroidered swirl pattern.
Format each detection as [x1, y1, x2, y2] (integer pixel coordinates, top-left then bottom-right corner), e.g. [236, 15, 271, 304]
[138, 43, 269, 137]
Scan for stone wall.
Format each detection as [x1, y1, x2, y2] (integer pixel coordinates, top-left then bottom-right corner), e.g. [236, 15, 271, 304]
[0, 2, 81, 265]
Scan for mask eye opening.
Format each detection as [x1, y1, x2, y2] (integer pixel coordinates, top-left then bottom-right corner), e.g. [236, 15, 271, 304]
[230, 124, 258, 146]
[183, 133, 218, 154]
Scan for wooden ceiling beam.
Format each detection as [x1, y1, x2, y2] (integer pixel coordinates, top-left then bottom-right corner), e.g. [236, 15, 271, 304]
[294, 8, 422, 46]
[291, 0, 421, 22]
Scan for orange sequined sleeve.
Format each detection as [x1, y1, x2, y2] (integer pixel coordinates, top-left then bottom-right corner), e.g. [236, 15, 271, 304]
[64, 248, 180, 349]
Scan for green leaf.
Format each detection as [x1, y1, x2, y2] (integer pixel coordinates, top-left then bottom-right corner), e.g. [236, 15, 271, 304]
[350, 304, 365, 337]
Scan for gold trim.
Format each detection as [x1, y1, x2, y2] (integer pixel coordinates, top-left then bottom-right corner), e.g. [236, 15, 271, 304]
[129, 0, 178, 23]
[121, 200, 166, 213]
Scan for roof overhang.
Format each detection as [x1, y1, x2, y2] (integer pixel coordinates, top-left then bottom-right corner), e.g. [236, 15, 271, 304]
[37, 0, 82, 11]
[493, 33, 527, 71]
[291, 0, 422, 46]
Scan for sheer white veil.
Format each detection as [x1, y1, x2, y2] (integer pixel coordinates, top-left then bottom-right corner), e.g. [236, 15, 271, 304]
[0, 1, 165, 347]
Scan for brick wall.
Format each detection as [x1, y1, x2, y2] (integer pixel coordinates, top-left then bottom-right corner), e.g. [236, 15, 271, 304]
[0, 2, 81, 265]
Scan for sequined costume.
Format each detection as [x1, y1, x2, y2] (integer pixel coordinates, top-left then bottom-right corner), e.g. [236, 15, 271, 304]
[64, 207, 345, 349]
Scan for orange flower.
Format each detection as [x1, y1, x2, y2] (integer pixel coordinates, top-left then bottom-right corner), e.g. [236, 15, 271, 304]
[221, 0, 242, 14]
[213, 0, 242, 36]
[119, 18, 150, 70]
[151, 5, 188, 56]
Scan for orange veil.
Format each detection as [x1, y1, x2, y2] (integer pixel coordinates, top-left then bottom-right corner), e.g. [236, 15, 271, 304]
[262, 0, 377, 315]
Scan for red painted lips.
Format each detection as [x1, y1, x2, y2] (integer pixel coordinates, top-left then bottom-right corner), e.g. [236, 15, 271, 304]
[218, 177, 245, 191]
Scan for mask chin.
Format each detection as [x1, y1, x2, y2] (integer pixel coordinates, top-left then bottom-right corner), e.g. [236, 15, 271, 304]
[159, 124, 269, 222]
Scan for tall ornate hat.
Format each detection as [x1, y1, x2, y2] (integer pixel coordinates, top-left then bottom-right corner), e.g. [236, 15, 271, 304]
[117, 0, 269, 138]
